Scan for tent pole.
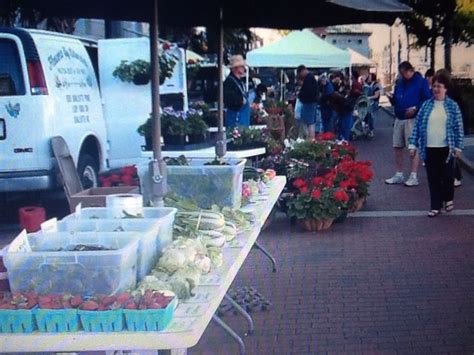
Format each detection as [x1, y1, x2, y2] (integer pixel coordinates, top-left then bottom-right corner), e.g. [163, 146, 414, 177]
[215, 4, 226, 158]
[149, 0, 167, 206]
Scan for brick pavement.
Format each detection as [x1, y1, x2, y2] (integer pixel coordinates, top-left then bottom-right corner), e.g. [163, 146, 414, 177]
[190, 110, 474, 355]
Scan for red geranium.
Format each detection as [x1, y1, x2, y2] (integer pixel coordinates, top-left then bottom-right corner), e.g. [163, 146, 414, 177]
[312, 177, 325, 186]
[293, 178, 306, 189]
[300, 186, 309, 193]
[109, 174, 121, 183]
[121, 166, 137, 177]
[334, 189, 349, 203]
[317, 132, 336, 141]
[121, 174, 134, 186]
[311, 189, 322, 200]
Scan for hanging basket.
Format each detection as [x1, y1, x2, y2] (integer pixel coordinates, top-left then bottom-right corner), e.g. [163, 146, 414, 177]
[298, 218, 334, 232]
[132, 73, 151, 85]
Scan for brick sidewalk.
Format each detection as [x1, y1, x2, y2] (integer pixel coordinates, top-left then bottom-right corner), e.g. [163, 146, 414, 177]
[190, 110, 474, 355]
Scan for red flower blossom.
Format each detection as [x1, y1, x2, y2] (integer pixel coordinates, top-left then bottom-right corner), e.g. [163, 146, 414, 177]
[311, 189, 322, 200]
[121, 166, 137, 176]
[101, 178, 112, 187]
[162, 42, 171, 50]
[312, 177, 324, 186]
[334, 189, 349, 203]
[109, 174, 121, 183]
[300, 186, 309, 193]
[293, 178, 306, 189]
[121, 174, 134, 186]
[317, 132, 336, 141]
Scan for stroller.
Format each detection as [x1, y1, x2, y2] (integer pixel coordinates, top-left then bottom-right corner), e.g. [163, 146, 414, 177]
[350, 95, 372, 141]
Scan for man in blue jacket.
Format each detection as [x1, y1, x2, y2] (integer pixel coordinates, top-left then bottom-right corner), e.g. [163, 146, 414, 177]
[385, 61, 432, 187]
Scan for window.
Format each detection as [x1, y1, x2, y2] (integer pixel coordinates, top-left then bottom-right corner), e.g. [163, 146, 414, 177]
[0, 39, 25, 96]
[332, 39, 337, 44]
[358, 39, 363, 44]
[348, 39, 352, 43]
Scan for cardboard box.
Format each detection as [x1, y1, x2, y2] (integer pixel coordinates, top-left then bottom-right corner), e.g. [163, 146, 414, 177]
[69, 186, 139, 212]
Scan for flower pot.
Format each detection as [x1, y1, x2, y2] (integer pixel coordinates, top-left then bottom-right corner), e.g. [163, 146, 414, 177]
[298, 218, 334, 232]
[163, 134, 186, 146]
[144, 136, 152, 151]
[133, 73, 150, 85]
[188, 133, 207, 144]
[349, 196, 367, 213]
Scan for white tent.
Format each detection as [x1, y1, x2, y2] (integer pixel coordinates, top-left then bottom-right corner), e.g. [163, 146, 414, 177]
[347, 48, 374, 67]
[246, 29, 351, 69]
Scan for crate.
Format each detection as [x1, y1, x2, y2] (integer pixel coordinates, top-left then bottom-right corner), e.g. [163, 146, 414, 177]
[166, 158, 246, 209]
[62, 207, 177, 258]
[79, 309, 123, 332]
[5, 231, 139, 296]
[123, 297, 177, 331]
[69, 186, 139, 212]
[57, 218, 161, 281]
[0, 309, 35, 333]
[34, 308, 79, 332]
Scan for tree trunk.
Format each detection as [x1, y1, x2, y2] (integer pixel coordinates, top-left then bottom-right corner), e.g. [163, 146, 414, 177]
[443, 13, 453, 72]
[430, 39, 436, 69]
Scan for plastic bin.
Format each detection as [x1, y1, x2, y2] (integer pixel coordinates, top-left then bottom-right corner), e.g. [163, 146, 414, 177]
[79, 309, 123, 332]
[166, 158, 246, 209]
[62, 207, 177, 257]
[57, 218, 161, 281]
[5, 231, 139, 296]
[0, 309, 35, 333]
[34, 308, 79, 332]
[124, 297, 177, 331]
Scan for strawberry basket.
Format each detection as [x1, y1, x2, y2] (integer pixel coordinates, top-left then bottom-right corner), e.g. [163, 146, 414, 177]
[0, 309, 35, 333]
[35, 308, 79, 332]
[124, 297, 177, 331]
[79, 309, 124, 332]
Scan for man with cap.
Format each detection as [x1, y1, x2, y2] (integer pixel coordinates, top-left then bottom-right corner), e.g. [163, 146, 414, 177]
[224, 55, 250, 127]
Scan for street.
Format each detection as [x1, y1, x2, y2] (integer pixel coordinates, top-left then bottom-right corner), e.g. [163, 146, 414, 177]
[190, 109, 474, 354]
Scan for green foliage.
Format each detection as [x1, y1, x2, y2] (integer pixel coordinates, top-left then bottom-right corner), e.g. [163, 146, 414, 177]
[287, 189, 343, 220]
[186, 112, 208, 135]
[113, 59, 150, 83]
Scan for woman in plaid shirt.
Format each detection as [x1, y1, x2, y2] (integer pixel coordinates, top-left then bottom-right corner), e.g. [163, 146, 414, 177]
[409, 70, 464, 217]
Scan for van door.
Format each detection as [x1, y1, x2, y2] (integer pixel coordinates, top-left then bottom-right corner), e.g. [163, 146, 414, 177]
[0, 34, 47, 173]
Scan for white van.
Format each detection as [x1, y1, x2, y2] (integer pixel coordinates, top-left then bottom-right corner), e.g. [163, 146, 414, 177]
[0, 28, 187, 193]
[0, 28, 107, 192]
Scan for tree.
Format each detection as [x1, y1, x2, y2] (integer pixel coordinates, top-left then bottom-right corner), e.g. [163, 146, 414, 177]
[401, 0, 474, 71]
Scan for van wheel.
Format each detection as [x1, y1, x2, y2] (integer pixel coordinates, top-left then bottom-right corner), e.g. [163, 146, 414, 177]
[77, 154, 99, 189]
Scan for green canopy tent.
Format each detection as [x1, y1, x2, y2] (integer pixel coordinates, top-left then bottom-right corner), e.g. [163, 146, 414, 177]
[2, 0, 410, 205]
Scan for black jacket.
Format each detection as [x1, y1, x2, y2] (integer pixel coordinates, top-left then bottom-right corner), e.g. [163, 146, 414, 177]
[224, 73, 246, 111]
[298, 72, 320, 104]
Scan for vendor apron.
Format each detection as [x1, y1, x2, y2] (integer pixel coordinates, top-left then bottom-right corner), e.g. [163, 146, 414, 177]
[225, 76, 250, 128]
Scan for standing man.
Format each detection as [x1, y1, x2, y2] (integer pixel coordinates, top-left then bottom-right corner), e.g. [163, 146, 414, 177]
[385, 61, 432, 186]
[319, 74, 335, 133]
[297, 65, 320, 140]
[224, 55, 250, 128]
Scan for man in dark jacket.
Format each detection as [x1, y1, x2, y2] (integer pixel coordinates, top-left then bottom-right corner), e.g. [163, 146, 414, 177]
[297, 65, 320, 139]
[385, 61, 432, 187]
[224, 55, 249, 128]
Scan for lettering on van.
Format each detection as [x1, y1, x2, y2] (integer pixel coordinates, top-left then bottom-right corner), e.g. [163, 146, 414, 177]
[48, 47, 90, 71]
[5, 102, 21, 118]
[66, 94, 91, 124]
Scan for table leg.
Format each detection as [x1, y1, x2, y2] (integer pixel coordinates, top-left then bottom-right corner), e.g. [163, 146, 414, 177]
[253, 241, 277, 272]
[212, 315, 246, 355]
[224, 293, 254, 335]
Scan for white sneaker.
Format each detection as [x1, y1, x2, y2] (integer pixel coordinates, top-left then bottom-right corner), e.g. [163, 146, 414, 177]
[404, 174, 419, 187]
[454, 179, 462, 187]
[385, 173, 405, 185]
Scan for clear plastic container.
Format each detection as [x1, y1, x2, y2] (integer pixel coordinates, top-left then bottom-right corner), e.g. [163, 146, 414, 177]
[166, 158, 246, 209]
[61, 207, 177, 258]
[56, 219, 160, 281]
[5, 231, 139, 296]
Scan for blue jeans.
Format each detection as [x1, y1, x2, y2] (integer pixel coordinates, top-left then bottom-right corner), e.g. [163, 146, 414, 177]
[338, 112, 353, 141]
[321, 107, 335, 133]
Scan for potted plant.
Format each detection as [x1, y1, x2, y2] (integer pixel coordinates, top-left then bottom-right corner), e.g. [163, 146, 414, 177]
[113, 59, 151, 85]
[137, 117, 153, 150]
[161, 107, 187, 146]
[287, 177, 349, 231]
[113, 46, 177, 86]
[227, 127, 267, 150]
[186, 109, 208, 144]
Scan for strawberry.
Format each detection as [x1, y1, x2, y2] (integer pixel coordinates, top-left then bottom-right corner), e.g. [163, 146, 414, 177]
[39, 295, 52, 305]
[124, 301, 137, 310]
[80, 300, 99, 311]
[41, 302, 61, 309]
[70, 296, 82, 308]
[138, 303, 147, 310]
[100, 296, 116, 307]
[116, 293, 130, 304]
[0, 303, 16, 310]
[62, 299, 72, 309]
[148, 303, 162, 309]
[97, 304, 107, 311]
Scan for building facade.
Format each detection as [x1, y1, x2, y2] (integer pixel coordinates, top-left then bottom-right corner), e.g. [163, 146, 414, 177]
[314, 25, 372, 59]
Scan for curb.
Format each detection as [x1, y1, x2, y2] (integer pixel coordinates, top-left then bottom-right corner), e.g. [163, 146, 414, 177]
[381, 106, 474, 175]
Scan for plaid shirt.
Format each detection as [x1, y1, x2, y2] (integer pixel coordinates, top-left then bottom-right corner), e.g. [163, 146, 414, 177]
[409, 97, 464, 161]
